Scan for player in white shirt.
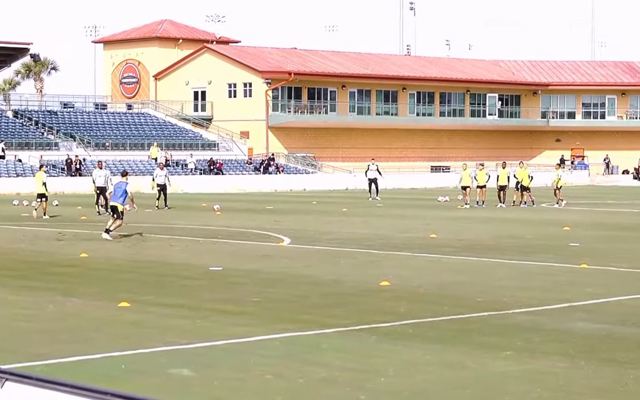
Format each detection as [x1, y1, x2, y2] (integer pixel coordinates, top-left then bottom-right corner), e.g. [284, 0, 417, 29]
[152, 163, 171, 210]
[92, 161, 113, 216]
[186, 154, 196, 174]
[365, 159, 383, 201]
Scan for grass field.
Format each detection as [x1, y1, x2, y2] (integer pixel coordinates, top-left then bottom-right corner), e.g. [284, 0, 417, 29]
[1, 187, 640, 400]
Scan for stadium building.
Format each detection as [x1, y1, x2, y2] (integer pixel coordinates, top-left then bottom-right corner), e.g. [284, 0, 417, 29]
[88, 19, 640, 171]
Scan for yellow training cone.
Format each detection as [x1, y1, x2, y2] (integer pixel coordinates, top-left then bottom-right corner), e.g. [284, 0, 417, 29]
[201, 203, 207, 207]
[379, 280, 391, 286]
[117, 301, 131, 308]
[216, 211, 221, 215]
[457, 205, 463, 209]
[79, 253, 89, 258]
[80, 216, 87, 220]
[563, 227, 571, 231]
[342, 208, 348, 212]
[429, 234, 438, 238]
[279, 242, 286, 246]
[580, 263, 588, 268]
[77, 206, 82, 210]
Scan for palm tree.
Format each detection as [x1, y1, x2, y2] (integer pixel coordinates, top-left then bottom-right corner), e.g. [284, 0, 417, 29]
[14, 56, 60, 102]
[0, 77, 21, 111]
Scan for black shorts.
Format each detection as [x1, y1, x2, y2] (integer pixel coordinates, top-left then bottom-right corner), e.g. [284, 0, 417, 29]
[477, 185, 487, 189]
[110, 205, 124, 220]
[157, 183, 167, 191]
[498, 185, 508, 191]
[36, 193, 48, 202]
[520, 185, 531, 193]
[514, 182, 521, 191]
[96, 186, 107, 195]
[461, 186, 470, 191]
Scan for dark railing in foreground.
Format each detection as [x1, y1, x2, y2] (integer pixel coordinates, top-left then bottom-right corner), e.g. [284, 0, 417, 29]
[0, 368, 157, 400]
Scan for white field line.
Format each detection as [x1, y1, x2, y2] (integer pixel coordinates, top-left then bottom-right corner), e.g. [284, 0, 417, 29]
[3, 294, 640, 369]
[0, 224, 639, 274]
[540, 203, 640, 212]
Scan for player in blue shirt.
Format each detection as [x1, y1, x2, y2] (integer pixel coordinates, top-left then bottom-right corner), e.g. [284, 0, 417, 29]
[102, 171, 136, 241]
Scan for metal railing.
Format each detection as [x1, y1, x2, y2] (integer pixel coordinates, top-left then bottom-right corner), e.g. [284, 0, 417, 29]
[2, 139, 61, 151]
[268, 101, 640, 121]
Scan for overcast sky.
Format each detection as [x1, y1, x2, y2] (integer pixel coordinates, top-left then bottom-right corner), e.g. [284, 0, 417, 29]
[0, 0, 635, 96]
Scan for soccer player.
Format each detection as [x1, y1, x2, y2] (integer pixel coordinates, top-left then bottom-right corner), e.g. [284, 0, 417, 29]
[33, 164, 50, 219]
[496, 161, 510, 207]
[102, 171, 136, 241]
[153, 162, 171, 210]
[553, 163, 567, 207]
[92, 161, 112, 216]
[474, 163, 490, 207]
[512, 161, 525, 206]
[365, 159, 382, 201]
[519, 163, 536, 207]
[459, 163, 472, 208]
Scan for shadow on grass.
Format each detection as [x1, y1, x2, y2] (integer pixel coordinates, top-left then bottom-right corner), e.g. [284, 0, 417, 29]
[117, 232, 144, 239]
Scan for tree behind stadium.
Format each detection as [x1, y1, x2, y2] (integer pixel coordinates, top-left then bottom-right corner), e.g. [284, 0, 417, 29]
[13, 57, 60, 102]
[0, 77, 21, 111]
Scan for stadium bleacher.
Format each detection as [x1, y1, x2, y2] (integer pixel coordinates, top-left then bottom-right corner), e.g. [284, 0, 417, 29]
[0, 159, 39, 178]
[13, 110, 219, 151]
[0, 113, 58, 151]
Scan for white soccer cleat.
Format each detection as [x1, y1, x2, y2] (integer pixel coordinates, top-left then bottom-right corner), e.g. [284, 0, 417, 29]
[375, 197, 380, 201]
[554, 204, 559, 208]
[368, 197, 372, 201]
[562, 200, 567, 207]
[32, 210, 37, 219]
[101, 232, 112, 241]
[43, 215, 50, 219]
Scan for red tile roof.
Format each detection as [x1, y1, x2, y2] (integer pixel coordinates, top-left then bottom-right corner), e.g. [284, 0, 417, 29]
[156, 44, 640, 87]
[93, 20, 240, 44]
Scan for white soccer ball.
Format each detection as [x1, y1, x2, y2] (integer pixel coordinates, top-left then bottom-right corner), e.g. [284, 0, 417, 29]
[22, 200, 30, 207]
[124, 204, 131, 211]
[213, 204, 221, 212]
[52, 200, 60, 207]
[457, 195, 463, 201]
[31, 201, 38, 207]
[443, 196, 450, 202]
[12, 199, 19, 206]
[437, 196, 444, 202]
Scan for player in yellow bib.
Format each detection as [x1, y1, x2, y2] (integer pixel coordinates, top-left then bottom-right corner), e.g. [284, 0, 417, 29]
[512, 161, 525, 206]
[33, 165, 50, 219]
[474, 163, 490, 207]
[496, 161, 510, 207]
[519, 163, 536, 207]
[459, 163, 473, 208]
[552, 163, 567, 207]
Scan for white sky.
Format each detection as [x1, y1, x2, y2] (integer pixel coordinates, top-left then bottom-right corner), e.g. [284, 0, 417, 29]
[0, 0, 636, 96]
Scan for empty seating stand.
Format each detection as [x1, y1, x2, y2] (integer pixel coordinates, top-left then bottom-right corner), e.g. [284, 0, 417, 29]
[0, 160, 39, 178]
[0, 114, 58, 151]
[14, 110, 219, 151]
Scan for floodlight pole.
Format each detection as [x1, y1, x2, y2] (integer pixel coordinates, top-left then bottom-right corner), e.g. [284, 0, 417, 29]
[85, 25, 103, 99]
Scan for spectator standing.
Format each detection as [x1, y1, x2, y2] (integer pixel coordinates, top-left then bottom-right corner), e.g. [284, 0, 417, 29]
[64, 154, 73, 176]
[559, 154, 566, 169]
[73, 155, 83, 177]
[603, 154, 611, 175]
[207, 158, 215, 175]
[165, 151, 172, 167]
[215, 159, 224, 175]
[246, 158, 253, 167]
[149, 142, 160, 163]
[0, 140, 6, 160]
[187, 153, 196, 174]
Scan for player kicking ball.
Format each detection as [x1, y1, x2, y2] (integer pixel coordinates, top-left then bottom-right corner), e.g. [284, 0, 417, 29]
[553, 163, 567, 207]
[102, 171, 136, 241]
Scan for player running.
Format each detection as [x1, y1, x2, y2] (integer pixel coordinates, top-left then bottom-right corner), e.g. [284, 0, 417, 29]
[553, 163, 567, 207]
[92, 161, 112, 216]
[102, 171, 136, 241]
[365, 159, 383, 201]
[512, 161, 525, 206]
[33, 165, 50, 219]
[496, 161, 510, 207]
[152, 163, 171, 210]
[474, 163, 489, 207]
[459, 163, 472, 208]
[519, 163, 536, 207]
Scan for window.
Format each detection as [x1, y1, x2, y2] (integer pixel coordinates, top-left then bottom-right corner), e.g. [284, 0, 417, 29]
[375, 90, 399, 116]
[541, 95, 576, 119]
[409, 91, 435, 117]
[307, 87, 337, 114]
[192, 89, 207, 115]
[243, 83, 253, 98]
[439, 92, 465, 118]
[271, 86, 303, 113]
[227, 83, 237, 99]
[348, 89, 372, 116]
[469, 93, 486, 118]
[497, 94, 521, 119]
[581, 95, 612, 120]
[628, 96, 640, 120]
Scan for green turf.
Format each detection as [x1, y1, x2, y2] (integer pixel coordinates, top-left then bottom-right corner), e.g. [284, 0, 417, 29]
[1, 187, 640, 400]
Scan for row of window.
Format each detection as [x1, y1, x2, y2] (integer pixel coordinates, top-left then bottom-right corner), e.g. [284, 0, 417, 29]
[227, 83, 253, 99]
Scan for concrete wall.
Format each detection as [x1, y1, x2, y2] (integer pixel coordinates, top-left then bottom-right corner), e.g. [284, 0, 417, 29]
[0, 171, 591, 196]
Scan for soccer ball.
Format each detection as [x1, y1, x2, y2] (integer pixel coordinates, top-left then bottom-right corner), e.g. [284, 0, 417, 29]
[12, 200, 19, 206]
[22, 200, 30, 207]
[437, 196, 444, 202]
[124, 204, 131, 211]
[213, 204, 221, 212]
[457, 195, 463, 201]
[52, 200, 60, 206]
[31, 201, 37, 207]
[443, 196, 450, 202]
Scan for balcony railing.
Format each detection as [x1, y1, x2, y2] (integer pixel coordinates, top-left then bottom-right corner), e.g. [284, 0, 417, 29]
[268, 100, 640, 122]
